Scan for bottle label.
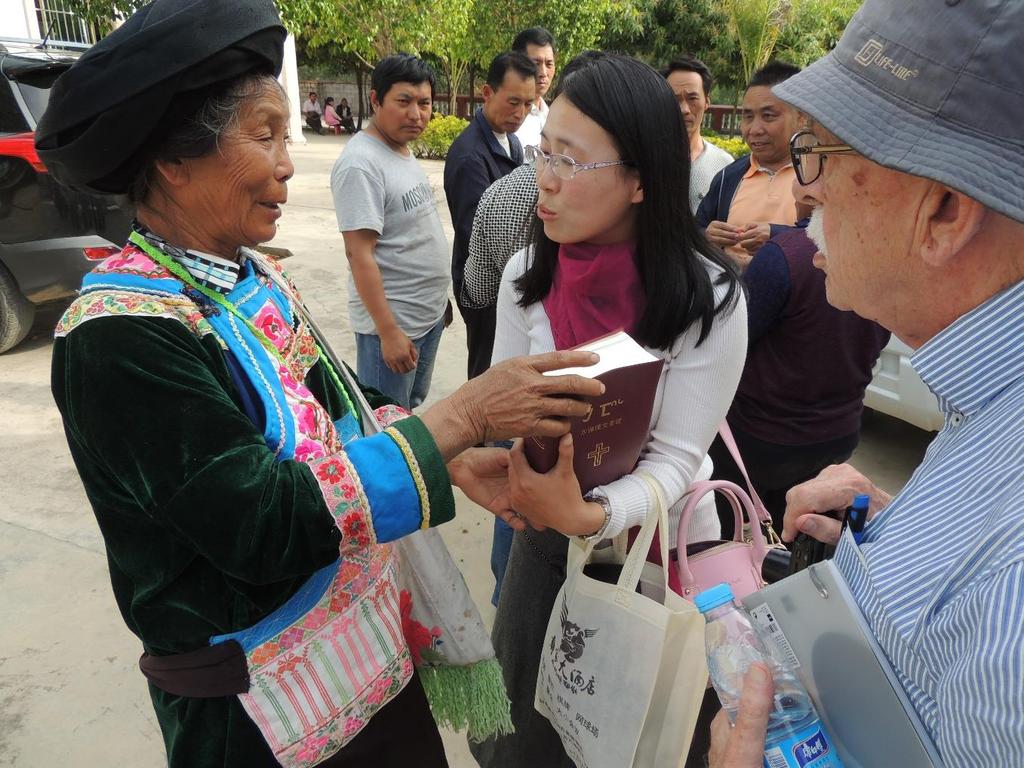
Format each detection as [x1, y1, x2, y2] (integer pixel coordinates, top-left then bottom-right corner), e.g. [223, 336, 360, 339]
[763, 721, 844, 768]
[748, 603, 800, 669]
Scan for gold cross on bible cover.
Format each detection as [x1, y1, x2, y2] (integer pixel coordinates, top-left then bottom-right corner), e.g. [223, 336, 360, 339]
[588, 442, 610, 467]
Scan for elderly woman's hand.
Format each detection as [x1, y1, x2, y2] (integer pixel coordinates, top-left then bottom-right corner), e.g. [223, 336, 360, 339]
[422, 350, 604, 460]
[447, 447, 527, 532]
[472, 351, 605, 442]
[708, 664, 774, 768]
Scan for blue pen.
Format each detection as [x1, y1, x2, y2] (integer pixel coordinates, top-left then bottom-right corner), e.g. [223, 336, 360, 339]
[846, 493, 870, 544]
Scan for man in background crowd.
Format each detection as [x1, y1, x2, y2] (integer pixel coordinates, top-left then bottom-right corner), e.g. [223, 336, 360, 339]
[301, 90, 323, 133]
[709, 218, 890, 537]
[331, 54, 450, 409]
[696, 62, 802, 268]
[512, 27, 556, 150]
[662, 55, 734, 212]
[445, 51, 536, 379]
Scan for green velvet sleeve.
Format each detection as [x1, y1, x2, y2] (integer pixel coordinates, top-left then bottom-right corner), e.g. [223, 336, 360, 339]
[55, 315, 454, 584]
[54, 316, 345, 584]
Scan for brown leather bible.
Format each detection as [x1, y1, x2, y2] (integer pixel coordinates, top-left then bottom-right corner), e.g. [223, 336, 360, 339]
[523, 331, 665, 493]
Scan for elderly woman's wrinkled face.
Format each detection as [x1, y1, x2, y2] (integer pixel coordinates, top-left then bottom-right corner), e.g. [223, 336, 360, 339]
[173, 87, 293, 256]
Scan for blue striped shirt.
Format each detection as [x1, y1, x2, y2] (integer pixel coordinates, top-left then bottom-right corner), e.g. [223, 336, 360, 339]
[834, 279, 1024, 766]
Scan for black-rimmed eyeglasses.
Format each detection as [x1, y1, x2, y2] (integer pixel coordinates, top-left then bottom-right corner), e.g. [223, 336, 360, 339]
[525, 144, 629, 182]
[790, 130, 855, 186]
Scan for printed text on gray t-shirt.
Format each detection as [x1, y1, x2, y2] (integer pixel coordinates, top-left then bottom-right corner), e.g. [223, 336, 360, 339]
[331, 132, 450, 338]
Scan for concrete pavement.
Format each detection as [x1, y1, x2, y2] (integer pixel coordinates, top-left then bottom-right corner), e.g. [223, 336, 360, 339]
[0, 131, 929, 767]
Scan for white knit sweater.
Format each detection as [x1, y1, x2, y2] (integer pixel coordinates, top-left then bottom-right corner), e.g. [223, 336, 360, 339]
[492, 247, 748, 545]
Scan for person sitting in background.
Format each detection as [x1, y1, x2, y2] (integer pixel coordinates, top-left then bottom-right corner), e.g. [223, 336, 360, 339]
[696, 62, 802, 268]
[339, 97, 356, 132]
[470, 50, 746, 768]
[301, 90, 322, 133]
[711, 0, 1024, 764]
[661, 55, 733, 213]
[707, 218, 890, 537]
[323, 95, 342, 133]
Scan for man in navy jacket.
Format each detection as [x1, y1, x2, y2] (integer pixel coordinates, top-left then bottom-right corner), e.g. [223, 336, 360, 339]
[445, 51, 536, 379]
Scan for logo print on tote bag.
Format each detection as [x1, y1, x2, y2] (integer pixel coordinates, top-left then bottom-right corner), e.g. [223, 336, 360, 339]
[550, 597, 599, 696]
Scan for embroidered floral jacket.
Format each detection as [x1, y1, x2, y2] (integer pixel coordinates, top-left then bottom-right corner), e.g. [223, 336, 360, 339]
[50, 245, 455, 767]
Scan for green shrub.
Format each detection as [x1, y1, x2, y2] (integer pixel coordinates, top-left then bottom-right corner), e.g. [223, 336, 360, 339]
[702, 132, 750, 159]
[411, 114, 469, 160]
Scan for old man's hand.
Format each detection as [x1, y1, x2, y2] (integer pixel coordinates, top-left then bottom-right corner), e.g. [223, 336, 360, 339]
[708, 664, 774, 768]
[781, 463, 892, 544]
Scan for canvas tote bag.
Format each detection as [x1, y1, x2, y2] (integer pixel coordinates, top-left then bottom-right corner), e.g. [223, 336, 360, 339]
[535, 472, 709, 768]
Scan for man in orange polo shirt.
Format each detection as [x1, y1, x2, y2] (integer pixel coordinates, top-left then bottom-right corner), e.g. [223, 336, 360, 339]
[696, 62, 803, 268]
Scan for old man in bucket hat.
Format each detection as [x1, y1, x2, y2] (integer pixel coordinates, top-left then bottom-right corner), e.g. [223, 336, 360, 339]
[711, 1, 1024, 766]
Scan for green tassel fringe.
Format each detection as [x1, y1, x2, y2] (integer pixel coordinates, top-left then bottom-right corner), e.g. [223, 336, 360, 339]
[417, 659, 515, 742]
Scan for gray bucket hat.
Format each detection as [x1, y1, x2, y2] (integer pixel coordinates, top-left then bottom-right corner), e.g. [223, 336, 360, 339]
[774, 0, 1024, 224]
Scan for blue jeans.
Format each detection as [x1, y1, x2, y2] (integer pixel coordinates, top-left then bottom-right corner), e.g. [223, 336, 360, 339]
[355, 320, 444, 410]
[489, 438, 516, 606]
[491, 518, 515, 606]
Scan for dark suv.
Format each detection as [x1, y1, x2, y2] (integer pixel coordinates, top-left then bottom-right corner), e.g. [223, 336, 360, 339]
[0, 44, 132, 353]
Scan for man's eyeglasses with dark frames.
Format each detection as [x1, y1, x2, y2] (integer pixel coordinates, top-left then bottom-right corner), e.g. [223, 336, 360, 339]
[525, 144, 630, 182]
[790, 129, 855, 186]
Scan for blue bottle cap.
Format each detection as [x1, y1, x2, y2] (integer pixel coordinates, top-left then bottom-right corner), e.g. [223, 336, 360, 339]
[695, 583, 735, 614]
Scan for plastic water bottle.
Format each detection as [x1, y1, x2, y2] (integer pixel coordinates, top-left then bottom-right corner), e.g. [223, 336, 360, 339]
[695, 583, 844, 768]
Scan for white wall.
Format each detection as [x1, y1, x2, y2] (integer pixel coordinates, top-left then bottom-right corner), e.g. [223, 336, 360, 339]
[0, 0, 40, 40]
[280, 34, 306, 145]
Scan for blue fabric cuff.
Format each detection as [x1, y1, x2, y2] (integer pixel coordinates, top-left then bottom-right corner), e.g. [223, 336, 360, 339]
[345, 432, 421, 542]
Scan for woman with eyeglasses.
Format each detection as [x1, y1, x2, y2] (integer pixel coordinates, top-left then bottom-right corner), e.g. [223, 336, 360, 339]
[470, 52, 747, 768]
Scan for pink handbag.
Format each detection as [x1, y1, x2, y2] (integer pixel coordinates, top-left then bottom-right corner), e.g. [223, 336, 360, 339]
[669, 422, 775, 601]
[670, 479, 769, 600]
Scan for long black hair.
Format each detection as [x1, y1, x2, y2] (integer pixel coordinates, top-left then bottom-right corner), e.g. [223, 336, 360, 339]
[515, 52, 740, 350]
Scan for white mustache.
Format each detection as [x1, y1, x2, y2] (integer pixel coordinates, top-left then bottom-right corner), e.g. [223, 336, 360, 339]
[807, 208, 828, 257]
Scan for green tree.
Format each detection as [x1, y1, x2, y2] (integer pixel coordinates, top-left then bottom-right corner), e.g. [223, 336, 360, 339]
[278, 0, 432, 68]
[598, 0, 737, 94]
[467, 0, 647, 75]
[60, 0, 140, 28]
[724, 0, 793, 87]
[774, 0, 861, 67]
[423, 0, 476, 113]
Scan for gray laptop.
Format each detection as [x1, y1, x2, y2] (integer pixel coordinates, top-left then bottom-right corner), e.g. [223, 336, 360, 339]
[741, 557, 945, 768]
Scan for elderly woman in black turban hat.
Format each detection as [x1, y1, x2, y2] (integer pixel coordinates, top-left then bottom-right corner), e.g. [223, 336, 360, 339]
[38, 2, 602, 766]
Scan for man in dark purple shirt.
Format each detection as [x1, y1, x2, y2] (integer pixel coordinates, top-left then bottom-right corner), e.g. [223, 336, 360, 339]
[710, 221, 890, 536]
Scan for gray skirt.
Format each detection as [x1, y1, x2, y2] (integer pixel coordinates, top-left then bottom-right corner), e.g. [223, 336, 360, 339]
[469, 527, 576, 768]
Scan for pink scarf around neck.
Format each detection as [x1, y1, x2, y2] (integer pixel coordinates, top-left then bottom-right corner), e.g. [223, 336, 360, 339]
[542, 241, 646, 350]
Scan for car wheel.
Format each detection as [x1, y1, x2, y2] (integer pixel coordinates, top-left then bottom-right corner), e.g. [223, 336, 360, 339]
[0, 261, 35, 353]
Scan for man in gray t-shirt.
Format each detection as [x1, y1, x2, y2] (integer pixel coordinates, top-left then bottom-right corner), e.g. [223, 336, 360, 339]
[331, 55, 450, 409]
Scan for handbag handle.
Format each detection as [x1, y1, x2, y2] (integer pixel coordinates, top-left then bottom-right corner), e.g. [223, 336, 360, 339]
[717, 421, 771, 527]
[676, 479, 768, 593]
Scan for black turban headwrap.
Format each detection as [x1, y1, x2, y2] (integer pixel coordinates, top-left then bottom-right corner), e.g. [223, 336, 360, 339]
[34, 0, 287, 194]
